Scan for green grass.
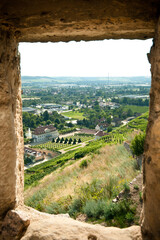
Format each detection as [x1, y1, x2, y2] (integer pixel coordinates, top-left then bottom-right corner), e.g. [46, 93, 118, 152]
[123, 105, 149, 114]
[25, 144, 139, 227]
[25, 140, 104, 189]
[128, 112, 148, 131]
[62, 110, 86, 120]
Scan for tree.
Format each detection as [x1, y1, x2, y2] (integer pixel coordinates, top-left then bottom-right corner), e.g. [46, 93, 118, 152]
[127, 109, 133, 117]
[68, 122, 74, 128]
[73, 139, 77, 144]
[107, 126, 112, 132]
[56, 137, 60, 143]
[43, 110, 49, 121]
[130, 133, 145, 156]
[68, 138, 72, 144]
[55, 118, 60, 124]
[64, 138, 68, 144]
[107, 117, 111, 124]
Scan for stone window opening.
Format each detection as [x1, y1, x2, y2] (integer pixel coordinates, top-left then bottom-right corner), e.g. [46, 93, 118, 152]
[0, 2, 160, 238]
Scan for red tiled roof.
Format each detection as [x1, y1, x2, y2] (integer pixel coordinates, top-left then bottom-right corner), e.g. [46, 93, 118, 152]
[24, 147, 39, 154]
[33, 125, 57, 135]
[79, 128, 97, 135]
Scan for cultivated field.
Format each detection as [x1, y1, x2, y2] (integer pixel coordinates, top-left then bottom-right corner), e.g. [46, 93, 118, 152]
[33, 135, 94, 151]
[62, 110, 86, 120]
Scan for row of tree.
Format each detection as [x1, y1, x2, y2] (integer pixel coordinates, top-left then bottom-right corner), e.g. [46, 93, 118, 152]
[52, 137, 81, 144]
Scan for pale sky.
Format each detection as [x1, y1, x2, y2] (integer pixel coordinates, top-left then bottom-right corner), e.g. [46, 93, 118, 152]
[19, 39, 152, 77]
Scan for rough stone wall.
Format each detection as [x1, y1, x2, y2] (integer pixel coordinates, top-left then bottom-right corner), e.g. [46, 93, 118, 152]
[141, 17, 160, 240]
[0, 0, 160, 41]
[0, 2, 159, 239]
[0, 30, 23, 221]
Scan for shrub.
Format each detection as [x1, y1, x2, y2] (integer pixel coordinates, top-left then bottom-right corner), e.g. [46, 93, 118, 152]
[123, 181, 130, 193]
[130, 133, 145, 156]
[104, 199, 136, 227]
[74, 152, 85, 159]
[45, 202, 64, 214]
[68, 198, 83, 217]
[79, 160, 88, 168]
[83, 199, 105, 219]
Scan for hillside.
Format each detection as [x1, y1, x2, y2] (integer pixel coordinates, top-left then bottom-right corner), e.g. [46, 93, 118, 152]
[25, 142, 141, 227]
[24, 112, 148, 227]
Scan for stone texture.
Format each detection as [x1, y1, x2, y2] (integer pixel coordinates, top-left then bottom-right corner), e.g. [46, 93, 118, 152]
[1, 210, 30, 240]
[0, 1, 160, 240]
[16, 207, 141, 240]
[0, 30, 24, 221]
[0, 0, 160, 42]
[141, 17, 160, 240]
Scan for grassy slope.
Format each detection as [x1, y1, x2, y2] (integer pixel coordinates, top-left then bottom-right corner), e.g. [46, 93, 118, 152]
[25, 112, 148, 190]
[24, 111, 148, 226]
[62, 110, 86, 120]
[25, 144, 139, 211]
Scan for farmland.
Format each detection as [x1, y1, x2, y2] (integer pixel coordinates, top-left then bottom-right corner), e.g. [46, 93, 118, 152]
[32, 134, 94, 151]
[61, 110, 86, 120]
[123, 105, 149, 114]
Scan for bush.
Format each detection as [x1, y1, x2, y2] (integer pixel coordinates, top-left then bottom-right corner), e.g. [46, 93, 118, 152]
[68, 198, 83, 217]
[45, 202, 64, 214]
[79, 160, 88, 168]
[130, 133, 145, 156]
[83, 199, 105, 219]
[74, 152, 85, 159]
[123, 181, 130, 193]
[104, 199, 136, 227]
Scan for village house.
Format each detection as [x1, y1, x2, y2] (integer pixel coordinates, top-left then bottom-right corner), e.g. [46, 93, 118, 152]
[94, 130, 107, 140]
[24, 147, 45, 162]
[32, 124, 59, 143]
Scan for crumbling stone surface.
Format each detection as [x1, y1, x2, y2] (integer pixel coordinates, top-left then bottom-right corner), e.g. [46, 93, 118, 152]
[16, 207, 141, 240]
[0, 1, 160, 240]
[0, 210, 30, 240]
[0, 0, 160, 42]
[0, 30, 24, 220]
[140, 17, 160, 240]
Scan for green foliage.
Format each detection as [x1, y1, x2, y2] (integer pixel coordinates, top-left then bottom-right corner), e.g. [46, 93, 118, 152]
[128, 112, 148, 131]
[25, 189, 47, 211]
[59, 127, 77, 134]
[79, 160, 88, 168]
[68, 199, 83, 217]
[74, 152, 85, 159]
[25, 140, 103, 188]
[33, 135, 94, 151]
[139, 191, 143, 203]
[45, 202, 64, 214]
[123, 181, 130, 193]
[24, 155, 34, 165]
[104, 199, 136, 227]
[130, 133, 145, 156]
[83, 199, 105, 219]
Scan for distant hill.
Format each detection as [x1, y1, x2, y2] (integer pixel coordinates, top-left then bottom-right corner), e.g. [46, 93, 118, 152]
[21, 76, 151, 87]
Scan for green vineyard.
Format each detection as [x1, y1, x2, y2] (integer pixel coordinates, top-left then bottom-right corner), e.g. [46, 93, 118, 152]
[32, 135, 94, 151]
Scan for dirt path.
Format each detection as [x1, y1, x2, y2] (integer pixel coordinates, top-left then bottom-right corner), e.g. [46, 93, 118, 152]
[59, 141, 87, 154]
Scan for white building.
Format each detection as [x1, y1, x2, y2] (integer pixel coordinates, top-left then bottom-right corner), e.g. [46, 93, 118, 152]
[26, 128, 32, 139]
[32, 125, 59, 143]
